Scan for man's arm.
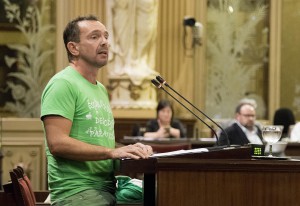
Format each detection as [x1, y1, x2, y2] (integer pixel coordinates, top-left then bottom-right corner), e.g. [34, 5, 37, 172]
[43, 115, 152, 161]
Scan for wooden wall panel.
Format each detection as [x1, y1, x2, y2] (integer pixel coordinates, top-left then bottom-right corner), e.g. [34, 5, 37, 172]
[1, 118, 46, 190]
[269, 0, 282, 119]
[157, 170, 300, 206]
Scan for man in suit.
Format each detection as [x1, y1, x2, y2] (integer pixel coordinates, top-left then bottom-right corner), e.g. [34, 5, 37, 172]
[218, 101, 263, 146]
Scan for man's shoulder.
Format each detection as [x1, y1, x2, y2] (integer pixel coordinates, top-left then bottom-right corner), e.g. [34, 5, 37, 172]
[46, 67, 73, 85]
[51, 66, 75, 80]
[225, 122, 239, 131]
[223, 123, 245, 136]
[254, 124, 262, 132]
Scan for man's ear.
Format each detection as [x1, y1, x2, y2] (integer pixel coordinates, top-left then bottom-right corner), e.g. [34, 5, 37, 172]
[235, 113, 239, 120]
[67, 42, 79, 55]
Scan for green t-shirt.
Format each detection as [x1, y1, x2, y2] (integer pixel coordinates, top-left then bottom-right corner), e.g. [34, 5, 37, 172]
[41, 66, 116, 203]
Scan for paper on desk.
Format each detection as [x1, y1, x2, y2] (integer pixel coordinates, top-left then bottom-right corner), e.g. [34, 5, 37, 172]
[124, 136, 157, 141]
[151, 148, 209, 158]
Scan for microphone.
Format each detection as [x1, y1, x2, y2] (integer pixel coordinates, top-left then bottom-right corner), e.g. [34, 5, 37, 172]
[155, 76, 230, 146]
[151, 79, 220, 145]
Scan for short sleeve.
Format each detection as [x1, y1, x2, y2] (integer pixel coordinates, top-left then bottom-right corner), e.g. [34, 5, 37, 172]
[41, 78, 76, 121]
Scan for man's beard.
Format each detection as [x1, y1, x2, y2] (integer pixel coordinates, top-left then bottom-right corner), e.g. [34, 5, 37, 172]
[245, 124, 255, 131]
[82, 53, 108, 68]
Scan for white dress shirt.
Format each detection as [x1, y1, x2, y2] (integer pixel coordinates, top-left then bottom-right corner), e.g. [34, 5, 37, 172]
[236, 121, 263, 144]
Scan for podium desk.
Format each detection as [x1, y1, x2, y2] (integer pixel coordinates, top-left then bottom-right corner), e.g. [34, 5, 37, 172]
[118, 137, 300, 156]
[116, 147, 300, 206]
[285, 142, 300, 156]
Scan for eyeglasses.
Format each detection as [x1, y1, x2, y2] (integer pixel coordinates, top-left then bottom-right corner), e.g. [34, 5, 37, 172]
[239, 113, 256, 118]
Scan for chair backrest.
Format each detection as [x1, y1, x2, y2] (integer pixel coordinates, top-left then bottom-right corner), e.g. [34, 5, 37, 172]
[9, 166, 36, 206]
[17, 166, 36, 203]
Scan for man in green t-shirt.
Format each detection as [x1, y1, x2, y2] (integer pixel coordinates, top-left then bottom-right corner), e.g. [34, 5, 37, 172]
[41, 15, 153, 206]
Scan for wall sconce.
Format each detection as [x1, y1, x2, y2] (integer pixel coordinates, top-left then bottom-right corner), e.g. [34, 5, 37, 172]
[183, 16, 203, 49]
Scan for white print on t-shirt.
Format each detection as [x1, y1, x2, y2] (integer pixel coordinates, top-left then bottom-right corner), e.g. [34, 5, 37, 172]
[87, 99, 112, 114]
[86, 113, 92, 120]
[85, 127, 114, 139]
[85, 98, 114, 140]
[95, 117, 114, 127]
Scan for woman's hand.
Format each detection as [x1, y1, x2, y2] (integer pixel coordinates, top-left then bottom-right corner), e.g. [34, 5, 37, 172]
[155, 119, 170, 138]
[155, 126, 170, 138]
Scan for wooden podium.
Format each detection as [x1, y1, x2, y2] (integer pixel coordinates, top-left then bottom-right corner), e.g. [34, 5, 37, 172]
[115, 146, 300, 206]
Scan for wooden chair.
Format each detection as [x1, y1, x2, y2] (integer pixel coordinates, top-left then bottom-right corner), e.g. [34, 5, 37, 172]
[3, 166, 50, 206]
[7, 167, 35, 206]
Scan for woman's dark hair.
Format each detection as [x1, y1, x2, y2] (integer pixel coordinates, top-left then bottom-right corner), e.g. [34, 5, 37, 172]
[156, 99, 174, 119]
[63, 15, 99, 62]
[273, 108, 295, 135]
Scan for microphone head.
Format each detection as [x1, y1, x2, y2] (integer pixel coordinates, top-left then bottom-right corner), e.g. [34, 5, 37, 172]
[151, 79, 161, 88]
[156, 75, 169, 86]
[156, 75, 165, 84]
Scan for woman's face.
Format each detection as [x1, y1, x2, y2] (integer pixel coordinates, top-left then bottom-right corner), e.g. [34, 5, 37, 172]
[158, 106, 172, 124]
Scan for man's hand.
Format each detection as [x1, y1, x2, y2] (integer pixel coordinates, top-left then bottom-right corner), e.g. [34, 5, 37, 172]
[110, 143, 153, 159]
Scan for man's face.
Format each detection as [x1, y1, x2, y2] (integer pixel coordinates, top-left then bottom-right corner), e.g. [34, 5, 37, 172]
[76, 20, 109, 68]
[236, 104, 256, 130]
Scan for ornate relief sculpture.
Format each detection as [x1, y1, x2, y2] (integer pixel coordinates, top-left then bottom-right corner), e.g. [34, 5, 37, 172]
[1, 0, 55, 117]
[106, 0, 159, 109]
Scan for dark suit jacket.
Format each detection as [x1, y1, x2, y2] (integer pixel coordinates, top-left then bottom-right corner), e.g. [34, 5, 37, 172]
[218, 122, 263, 146]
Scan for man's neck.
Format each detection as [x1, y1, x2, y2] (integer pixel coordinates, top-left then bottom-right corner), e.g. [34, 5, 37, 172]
[69, 62, 98, 84]
[236, 121, 255, 132]
[245, 125, 255, 132]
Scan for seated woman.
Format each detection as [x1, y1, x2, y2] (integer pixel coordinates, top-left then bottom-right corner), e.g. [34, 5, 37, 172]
[143, 99, 186, 139]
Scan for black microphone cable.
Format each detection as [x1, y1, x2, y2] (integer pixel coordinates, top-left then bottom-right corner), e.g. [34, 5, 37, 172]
[155, 76, 230, 146]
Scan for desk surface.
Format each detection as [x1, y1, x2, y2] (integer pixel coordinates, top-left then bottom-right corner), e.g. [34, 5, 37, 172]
[116, 146, 255, 174]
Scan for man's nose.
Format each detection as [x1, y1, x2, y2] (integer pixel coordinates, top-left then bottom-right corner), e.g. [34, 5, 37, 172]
[100, 37, 109, 46]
